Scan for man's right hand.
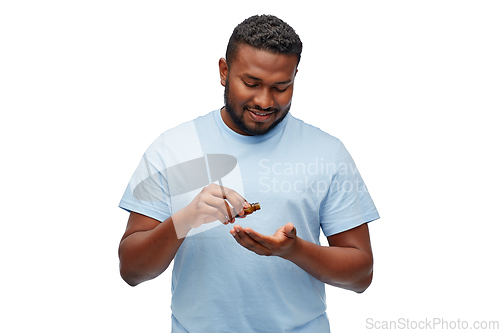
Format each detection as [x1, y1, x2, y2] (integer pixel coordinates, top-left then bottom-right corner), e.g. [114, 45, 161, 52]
[119, 183, 248, 285]
[172, 183, 249, 238]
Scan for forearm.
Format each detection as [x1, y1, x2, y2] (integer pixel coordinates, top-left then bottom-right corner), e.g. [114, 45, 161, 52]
[119, 216, 184, 286]
[282, 237, 373, 293]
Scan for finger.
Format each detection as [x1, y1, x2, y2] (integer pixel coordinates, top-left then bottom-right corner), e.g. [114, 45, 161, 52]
[242, 228, 270, 246]
[194, 199, 231, 224]
[201, 195, 232, 223]
[205, 205, 231, 224]
[207, 183, 229, 198]
[205, 184, 247, 217]
[203, 183, 245, 216]
[231, 226, 260, 248]
[231, 226, 270, 255]
[224, 214, 236, 225]
[219, 187, 247, 216]
[239, 201, 250, 216]
[284, 223, 296, 238]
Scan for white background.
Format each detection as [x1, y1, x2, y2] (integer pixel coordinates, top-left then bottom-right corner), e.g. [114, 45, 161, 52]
[1, 1, 499, 332]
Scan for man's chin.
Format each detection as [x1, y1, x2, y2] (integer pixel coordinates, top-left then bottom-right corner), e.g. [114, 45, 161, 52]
[243, 110, 288, 136]
[243, 125, 270, 136]
[224, 100, 289, 136]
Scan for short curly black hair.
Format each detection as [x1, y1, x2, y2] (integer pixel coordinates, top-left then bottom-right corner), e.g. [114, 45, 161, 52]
[225, 14, 302, 67]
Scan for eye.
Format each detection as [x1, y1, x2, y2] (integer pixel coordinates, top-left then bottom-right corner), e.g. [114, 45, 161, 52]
[274, 86, 288, 93]
[243, 81, 258, 88]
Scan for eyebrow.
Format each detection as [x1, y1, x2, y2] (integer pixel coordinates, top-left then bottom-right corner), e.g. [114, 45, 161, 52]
[243, 73, 292, 85]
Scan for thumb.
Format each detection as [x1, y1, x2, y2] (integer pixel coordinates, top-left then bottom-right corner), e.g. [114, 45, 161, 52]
[284, 223, 296, 238]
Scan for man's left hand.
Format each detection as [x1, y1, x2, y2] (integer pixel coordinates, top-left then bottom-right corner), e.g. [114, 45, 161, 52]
[230, 223, 297, 258]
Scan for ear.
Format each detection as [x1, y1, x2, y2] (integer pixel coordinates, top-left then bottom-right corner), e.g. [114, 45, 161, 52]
[219, 58, 228, 87]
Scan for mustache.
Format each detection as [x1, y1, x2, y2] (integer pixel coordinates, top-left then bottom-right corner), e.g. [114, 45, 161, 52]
[244, 105, 280, 113]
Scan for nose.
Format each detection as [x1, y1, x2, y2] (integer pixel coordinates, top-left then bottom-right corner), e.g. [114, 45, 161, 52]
[253, 88, 274, 110]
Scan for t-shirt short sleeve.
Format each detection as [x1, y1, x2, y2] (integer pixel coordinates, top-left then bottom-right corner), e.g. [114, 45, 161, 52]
[119, 134, 172, 222]
[119, 119, 208, 223]
[319, 140, 379, 236]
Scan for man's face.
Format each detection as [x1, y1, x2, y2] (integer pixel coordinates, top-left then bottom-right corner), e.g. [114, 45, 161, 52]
[219, 44, 298, 136]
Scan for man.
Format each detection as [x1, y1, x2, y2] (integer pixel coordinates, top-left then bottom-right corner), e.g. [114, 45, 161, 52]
[118, 14, 379, 332]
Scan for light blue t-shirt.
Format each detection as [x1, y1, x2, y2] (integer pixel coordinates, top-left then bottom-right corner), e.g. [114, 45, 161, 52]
[119, 109, 379, 333]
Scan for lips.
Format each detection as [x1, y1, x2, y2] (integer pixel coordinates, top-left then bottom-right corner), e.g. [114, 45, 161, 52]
[249, 110, 273, 117]
[248, 110, 273, 122]
[246, 107, 276, 122]
[249, 109, 273, 116]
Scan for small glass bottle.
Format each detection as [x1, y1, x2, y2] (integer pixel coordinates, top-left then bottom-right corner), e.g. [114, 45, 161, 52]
[243, 202, 260, 215]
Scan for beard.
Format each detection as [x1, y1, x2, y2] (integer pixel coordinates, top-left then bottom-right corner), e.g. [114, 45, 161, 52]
[223, 77, 290, 136]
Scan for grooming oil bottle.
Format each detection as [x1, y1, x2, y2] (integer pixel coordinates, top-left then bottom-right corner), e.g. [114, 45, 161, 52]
[243, 202, 261, 216]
